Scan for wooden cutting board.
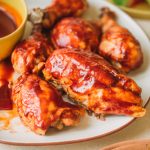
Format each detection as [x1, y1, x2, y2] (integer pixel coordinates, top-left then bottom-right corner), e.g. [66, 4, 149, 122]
[101, 139, 150, 150]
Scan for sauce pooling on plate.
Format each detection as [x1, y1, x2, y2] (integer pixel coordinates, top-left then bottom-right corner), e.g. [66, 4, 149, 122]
[0, 58, 14, 110]
[0, 59, 17, 130]
[0, 2, 22, 38]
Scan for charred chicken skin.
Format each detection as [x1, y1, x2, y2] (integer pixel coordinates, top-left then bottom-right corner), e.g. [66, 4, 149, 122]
[43, 48, 145, 118]
[98, 8, 143, 73]
[12, 74, 84, 135]
[11, 33, 52, 74]
[43, 0, 88, 29]
[51, 17, 99, 51]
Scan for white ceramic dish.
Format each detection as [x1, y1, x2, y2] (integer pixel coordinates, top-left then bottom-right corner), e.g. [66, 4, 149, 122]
[0, 0, 150, 145]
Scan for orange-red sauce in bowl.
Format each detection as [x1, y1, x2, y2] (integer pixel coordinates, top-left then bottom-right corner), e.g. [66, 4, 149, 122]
[0, 2, 22, 38]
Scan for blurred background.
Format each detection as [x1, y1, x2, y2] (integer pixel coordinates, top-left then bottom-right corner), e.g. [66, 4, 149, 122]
[107, 0, 150, 39]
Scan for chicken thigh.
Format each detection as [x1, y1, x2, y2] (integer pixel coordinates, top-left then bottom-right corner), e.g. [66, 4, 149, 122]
[43, 0, 88, 29]
[11, 32, 52, 74]
[43, 48, 145, 118]
[51, 17, 100, 51]
[12, 74, 85, 135]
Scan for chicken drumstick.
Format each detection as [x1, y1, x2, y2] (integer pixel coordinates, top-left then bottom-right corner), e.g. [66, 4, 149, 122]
[98, 8, 143, 73]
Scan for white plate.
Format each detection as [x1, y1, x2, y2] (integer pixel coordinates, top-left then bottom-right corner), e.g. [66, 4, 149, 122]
[0, 0, 150, 145]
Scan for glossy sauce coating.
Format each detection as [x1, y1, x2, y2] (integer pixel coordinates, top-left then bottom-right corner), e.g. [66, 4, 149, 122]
[44, 49, 145, 117]
[11, 32, 53, 74]
[99, 26, 143, 73]
[98, 8, 143, 73]
[51, 17, 99, 51]
[12, 74, 84, 135]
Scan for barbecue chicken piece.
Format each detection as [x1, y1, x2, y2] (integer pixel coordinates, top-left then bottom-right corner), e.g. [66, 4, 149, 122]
[98, 8, 143, 73]
[51, 17, 100, 51]
[43, 0, 88, 29]
[12, 74, 85, 135]
[11, 33, 52, 74]
[43, 48, 145, 118]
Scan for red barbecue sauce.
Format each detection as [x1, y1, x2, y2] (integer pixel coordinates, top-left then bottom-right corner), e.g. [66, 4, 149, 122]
[0, 2, 21, 110]
[0, 59, 14, 110]
[0, 2, 22, 38]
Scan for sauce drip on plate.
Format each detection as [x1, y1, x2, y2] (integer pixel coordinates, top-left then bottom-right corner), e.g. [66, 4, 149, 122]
[0, 80, 12, 110]
[0, 59, 17, 130]
[0, 106, 18, 130]
[0, 58, 14, 110]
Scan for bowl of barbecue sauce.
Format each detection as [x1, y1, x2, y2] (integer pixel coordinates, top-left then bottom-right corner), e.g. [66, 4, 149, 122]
[0, 0, 27, 60]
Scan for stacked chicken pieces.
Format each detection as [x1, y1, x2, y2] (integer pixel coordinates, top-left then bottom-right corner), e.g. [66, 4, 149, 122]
[11, 0, 145, 135]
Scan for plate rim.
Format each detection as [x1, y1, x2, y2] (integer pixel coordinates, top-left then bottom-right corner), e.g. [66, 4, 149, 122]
[0, 0, 150, 146]
[0, 99, 149, 146]
[0, 119, 136, 146]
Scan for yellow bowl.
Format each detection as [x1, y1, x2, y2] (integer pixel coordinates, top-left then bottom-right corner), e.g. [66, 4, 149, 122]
[0, 0, 27, 61]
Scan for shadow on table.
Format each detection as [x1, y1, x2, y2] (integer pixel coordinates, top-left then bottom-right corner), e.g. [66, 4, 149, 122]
[97, 100, 150, 148]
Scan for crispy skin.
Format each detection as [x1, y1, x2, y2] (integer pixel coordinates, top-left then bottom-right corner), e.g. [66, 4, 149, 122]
[43, 48, 145, 118]
[43, 0, 88, 28]
[11, 33, 52, 74]
[12, 74, 84, 135]
[51, 17, 99, 51]
[98, 8, 143, 73]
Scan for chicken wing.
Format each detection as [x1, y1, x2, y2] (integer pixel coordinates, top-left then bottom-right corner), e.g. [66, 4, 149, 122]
[43, 48, 145, 118]
[98, 8, 143, 73]
[12, 74, 84, 135]
[51, 17, 100, 51]
[11, 32, 52, 74]
[43, 0, 88, 29]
